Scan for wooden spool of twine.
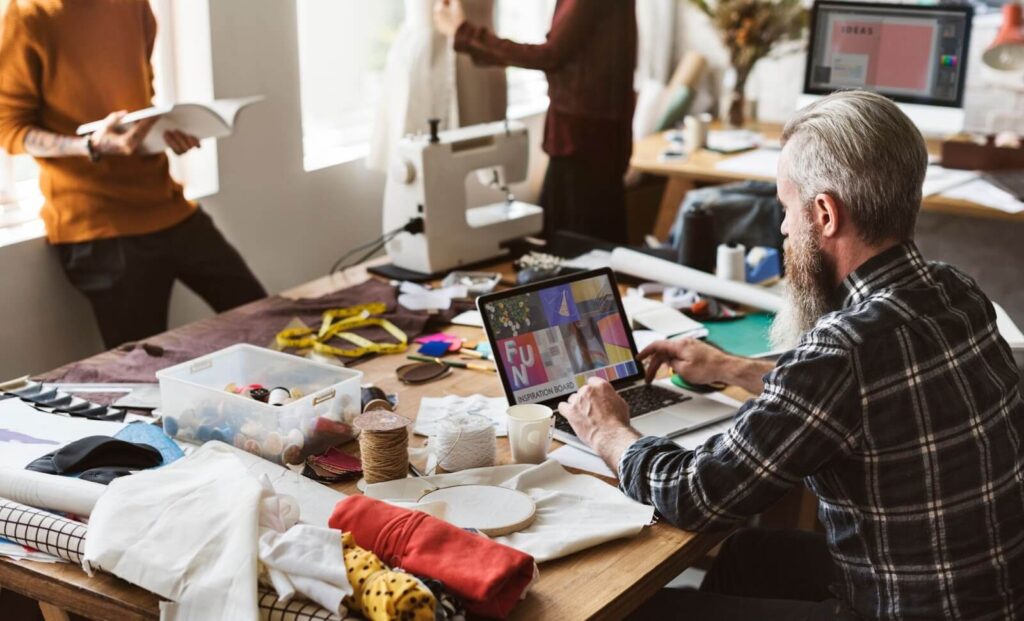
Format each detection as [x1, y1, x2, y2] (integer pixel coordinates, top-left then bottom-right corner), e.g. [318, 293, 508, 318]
[354, 410, 412, 484]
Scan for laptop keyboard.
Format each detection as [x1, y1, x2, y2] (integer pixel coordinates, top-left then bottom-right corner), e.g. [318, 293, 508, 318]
[553, 384, 692, 436]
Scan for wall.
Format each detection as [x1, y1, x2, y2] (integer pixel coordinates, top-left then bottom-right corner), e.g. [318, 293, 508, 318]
[0, 0, 546, 379]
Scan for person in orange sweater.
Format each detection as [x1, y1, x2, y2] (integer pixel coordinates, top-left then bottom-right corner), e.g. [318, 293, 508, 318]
[0, 0, 265, 349]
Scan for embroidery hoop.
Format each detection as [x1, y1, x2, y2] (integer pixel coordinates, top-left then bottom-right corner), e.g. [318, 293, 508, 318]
[418, 484, 536, 536]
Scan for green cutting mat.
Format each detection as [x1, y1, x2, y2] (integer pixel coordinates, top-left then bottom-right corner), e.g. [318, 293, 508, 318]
[669, 312, 776, 389]
[704, 312, 775, 358]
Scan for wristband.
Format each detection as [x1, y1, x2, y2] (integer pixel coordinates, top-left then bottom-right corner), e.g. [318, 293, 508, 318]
[85, 135, 101, 163]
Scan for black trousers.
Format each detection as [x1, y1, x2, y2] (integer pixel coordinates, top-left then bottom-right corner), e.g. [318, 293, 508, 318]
[539, 153, 628, 245]
[630, 528, 859, 620]
[57, 208, 266, 349]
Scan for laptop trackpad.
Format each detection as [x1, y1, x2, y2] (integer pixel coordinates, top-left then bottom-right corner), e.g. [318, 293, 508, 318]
[632, 413, 689, 437]
[631, 399, 734, 437]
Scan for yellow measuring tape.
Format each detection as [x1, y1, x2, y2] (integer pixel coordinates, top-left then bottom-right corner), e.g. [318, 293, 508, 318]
[276, 303, 408, 357]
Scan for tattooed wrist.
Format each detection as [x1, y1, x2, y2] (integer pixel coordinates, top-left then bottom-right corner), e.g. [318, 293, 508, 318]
[23, 128, 90, 158]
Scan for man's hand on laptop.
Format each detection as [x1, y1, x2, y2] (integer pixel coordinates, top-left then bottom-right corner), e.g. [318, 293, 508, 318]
[638, 338, 772, 395]
[558, 377, 641, 474]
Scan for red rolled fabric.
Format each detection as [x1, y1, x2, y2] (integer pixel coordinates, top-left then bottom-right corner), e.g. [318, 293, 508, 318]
[329, 495, 536, 619]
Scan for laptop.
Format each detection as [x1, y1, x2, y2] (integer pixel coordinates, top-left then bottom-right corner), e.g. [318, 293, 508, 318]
[478, 267, 736, 453]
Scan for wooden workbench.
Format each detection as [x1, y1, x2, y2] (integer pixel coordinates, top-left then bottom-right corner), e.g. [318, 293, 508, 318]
[631, 125, 1024, 240]
[0, 262, 728, 621]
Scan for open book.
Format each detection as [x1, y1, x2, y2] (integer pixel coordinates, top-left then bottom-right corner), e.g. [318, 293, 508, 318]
[76, 96, 263, 154]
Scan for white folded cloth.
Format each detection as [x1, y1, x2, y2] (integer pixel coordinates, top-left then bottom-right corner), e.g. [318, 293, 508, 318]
[83, 443, 351, 621]
[364, 460, 654, 562]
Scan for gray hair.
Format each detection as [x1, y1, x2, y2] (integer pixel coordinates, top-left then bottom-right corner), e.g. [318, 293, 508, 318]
[780, 90, 928, 244]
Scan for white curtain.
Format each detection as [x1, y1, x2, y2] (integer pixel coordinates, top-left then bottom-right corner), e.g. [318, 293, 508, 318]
[366, 0, 506, 172]
[635, 0, 677, 84]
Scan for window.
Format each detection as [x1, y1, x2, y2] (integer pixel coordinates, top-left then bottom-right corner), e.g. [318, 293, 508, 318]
[296, 1, 405, 171]
[297, 0, 556, 171]
[497, 0, 556, 117]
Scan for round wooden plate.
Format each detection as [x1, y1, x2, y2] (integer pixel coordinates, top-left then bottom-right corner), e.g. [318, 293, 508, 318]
[419, 484, 536, 536]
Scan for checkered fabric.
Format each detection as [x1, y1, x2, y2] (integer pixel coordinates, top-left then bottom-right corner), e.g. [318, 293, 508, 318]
[0, 499, 86, 562]
[619, 242, 1024, 620]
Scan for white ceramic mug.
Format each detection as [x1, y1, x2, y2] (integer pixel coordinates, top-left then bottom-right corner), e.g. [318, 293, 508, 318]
[506, 404, 554, 464]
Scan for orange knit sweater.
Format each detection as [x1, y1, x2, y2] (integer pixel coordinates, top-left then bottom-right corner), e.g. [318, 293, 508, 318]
[0, 0, 194, 243]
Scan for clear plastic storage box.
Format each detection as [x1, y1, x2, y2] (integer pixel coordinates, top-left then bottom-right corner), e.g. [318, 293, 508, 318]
[156, 344, 363, 465]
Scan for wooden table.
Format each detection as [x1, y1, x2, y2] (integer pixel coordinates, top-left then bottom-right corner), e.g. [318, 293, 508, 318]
[0, 263, 728, 621]
[632, 125, 1024, 240]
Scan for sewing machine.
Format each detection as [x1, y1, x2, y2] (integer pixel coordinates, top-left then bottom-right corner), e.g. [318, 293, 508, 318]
[382, 119, 544, 276]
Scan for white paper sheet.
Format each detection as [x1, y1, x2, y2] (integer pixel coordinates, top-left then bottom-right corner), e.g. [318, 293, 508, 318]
[622, 295, 707, 338]
[415, 394, 509, 437]
[922, 165, 978, 197]
[940, 178, 1024, 214]
[450, 310, 484, 328]
[0, 399, 125, 469]
[714, 148, 780, 178]
[631, 329, 666, 354]
[398, 281, 468, 311]
[548, 445, 614, 478]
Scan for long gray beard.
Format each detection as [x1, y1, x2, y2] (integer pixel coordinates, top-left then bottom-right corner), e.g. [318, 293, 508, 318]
[769, 232, 835, 351]
[769, 286, 830, 350]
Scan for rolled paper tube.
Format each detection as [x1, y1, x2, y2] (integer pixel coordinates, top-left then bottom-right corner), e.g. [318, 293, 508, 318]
[612, 247, 783, 312]
[0, 469, 106, 517]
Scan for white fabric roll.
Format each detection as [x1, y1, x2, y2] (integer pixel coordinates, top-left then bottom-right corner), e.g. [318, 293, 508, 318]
[611, 247, 783, 313]
[0, 468, 106, 517]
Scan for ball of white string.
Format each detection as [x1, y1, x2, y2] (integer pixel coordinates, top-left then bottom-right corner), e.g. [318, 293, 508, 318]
[430, 413, 496, 472]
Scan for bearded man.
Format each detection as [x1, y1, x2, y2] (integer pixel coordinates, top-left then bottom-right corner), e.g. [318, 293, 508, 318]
[559, 90, 1024, 620]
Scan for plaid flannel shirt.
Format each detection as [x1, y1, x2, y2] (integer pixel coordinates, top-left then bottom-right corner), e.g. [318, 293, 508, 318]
[618, 242, 1024, 620]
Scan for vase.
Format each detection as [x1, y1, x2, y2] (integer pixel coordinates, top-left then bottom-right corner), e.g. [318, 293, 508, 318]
[721, 64, 755, 128]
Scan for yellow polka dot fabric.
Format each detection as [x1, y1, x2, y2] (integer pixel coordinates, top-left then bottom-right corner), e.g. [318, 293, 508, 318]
[341, 532, 436, 621]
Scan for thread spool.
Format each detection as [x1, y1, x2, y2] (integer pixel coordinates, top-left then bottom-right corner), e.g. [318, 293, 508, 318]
[268, 387, 290, 406]
[683, 114, 708, 151]
[430, 414, 496, 473]
[354, 411, 412, 484]
[678, 204, 717, 273]
[360, 385, 393, 413]
[715, 243, 747, 282]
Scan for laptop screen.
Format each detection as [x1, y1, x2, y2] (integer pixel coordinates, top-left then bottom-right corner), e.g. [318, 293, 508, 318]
[480, 269, 641, 405]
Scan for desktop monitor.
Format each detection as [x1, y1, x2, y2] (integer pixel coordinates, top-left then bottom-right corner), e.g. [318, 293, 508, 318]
[798, 1, 973, 136]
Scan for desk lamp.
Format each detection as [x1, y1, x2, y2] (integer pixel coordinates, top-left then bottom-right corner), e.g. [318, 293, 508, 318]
[983, 2, 1024, 71]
